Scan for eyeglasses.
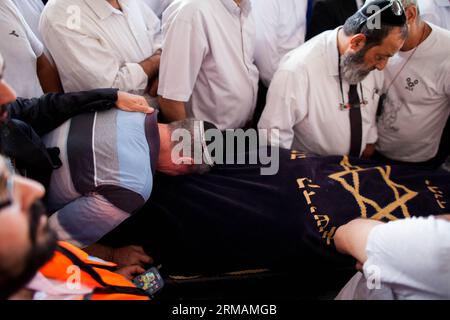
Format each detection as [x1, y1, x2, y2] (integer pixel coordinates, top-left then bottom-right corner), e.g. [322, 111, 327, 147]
[357, 0, 405, 32]
[0, 160, 15, 210]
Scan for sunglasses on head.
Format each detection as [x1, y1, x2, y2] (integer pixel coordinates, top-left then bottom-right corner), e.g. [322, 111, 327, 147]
[357, 0, 405, 32]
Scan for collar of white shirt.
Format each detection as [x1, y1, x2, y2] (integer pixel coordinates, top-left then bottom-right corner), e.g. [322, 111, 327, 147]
[325, 28, 341, 78]
[219, 0, 252, 17]
[84, 0, 131, 20]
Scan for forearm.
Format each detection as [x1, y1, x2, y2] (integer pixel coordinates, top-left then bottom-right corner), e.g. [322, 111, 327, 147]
[36, 54, 64, 94]
[158, 96, 187, 122]
[8, 89, 118, 135]
[139, 49, 162, 82]
[84, 243, 115, 262]
[334, 218, 384, 264]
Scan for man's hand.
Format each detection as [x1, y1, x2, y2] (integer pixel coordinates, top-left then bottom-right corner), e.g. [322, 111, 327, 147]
[112, 245, 154, 267]
[139, 49, 161, 80]
[116, 91, 154, 114]
[335, 219, 383, 265]
[116, 265, 146, 280]
[361, 143, 376, 160]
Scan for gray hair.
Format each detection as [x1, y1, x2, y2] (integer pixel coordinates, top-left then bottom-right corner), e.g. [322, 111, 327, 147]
[402, 0, 417, 7]
[167, 118, 217, 175]
[402, 0, 420, 14]
[343, 15, 408, 50]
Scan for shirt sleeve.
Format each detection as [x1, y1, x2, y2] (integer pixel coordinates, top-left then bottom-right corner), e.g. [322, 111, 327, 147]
[441, 59, 450, 103]
[157, 11, 208, 102]
[39, 13, 148, 93]
[253, 1, 281, 86]
[367, 129, 378, 144]
[20, 12, 44, 57]
[366, 71, 384, 144]
[258, 68, 309, 149]
[10, 0, 44, 57]
[8, 89, 118, 136]
[366, 119, 378, 144]
[363, 217, 450, 298]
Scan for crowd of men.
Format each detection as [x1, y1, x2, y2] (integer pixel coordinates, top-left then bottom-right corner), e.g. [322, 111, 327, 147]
[0, 0, 449, 300]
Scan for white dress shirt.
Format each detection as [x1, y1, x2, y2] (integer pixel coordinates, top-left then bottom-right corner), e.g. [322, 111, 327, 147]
[0, 0, 44, 98]
[142, 0, 174, 18]
[418, 0, 450, 30]
[376, 24, 450, 162]
[158, 0, 259, 130]
[11, 0, 44, 41]
[40, 0, 161, 93]
[252, 0, 308, 87]
[258, 28, 382, 156]
[336, 217, 450, 300]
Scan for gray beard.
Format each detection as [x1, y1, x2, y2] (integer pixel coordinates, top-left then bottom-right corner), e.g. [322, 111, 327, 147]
[340, 50, 372, 84]
[341, 63, 371, 84]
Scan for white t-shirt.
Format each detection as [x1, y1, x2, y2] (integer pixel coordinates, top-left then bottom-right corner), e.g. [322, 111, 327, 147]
[158, 0, 259, 130]
[11, 0, 44, 41]
[258, 28, 383, 156]
[142, 0, 174, 18]
[336, 216, 450, 300]
[0, 0, 44, 98]
[376, 24, 450, 162]
[418, 0, 450, 30]
[40, 0, 161, 94]
[252, 0, 308, 87]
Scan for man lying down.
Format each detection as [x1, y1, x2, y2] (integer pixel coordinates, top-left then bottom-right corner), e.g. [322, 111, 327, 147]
[43, 115, 450, 273]
[106, 148, 450, 275]
[42, 110, 217, 251]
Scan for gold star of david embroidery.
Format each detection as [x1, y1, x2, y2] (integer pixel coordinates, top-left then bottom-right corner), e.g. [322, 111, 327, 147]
[328, 156, 418, 221]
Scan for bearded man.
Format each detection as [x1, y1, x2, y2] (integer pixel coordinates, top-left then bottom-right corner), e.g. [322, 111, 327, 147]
[0, 156, 58, 300]
[258, 0, 408, 159]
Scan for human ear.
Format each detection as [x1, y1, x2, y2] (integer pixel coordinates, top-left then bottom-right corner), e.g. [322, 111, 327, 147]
[174, 156, 194, 165]
[405, 6, 417, 25]
[350, 34, 366, 51]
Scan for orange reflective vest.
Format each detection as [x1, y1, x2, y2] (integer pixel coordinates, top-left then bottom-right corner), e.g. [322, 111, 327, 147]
[39, 241, 150, 300]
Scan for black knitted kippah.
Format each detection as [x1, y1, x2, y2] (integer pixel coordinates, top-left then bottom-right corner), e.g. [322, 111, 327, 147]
[358, 0, 406, 26]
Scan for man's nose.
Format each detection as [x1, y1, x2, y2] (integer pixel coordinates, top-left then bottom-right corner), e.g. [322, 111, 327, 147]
[0, 80, 17, 105]
[13, 175, 45, 213]
[375, 60, 388, 71]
